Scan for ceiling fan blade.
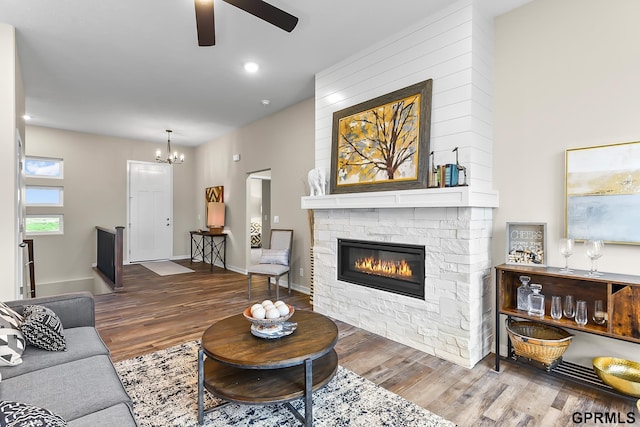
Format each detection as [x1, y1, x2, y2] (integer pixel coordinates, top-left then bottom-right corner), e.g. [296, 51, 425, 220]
[223, 0, 298, 32]
[194, 0, 216, 46]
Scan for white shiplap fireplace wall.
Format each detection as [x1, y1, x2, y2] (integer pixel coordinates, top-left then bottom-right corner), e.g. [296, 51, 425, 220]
[302, 0, 499, 369]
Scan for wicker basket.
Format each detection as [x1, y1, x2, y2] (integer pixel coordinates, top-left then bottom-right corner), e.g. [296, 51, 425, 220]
[505, 320, 573, 367]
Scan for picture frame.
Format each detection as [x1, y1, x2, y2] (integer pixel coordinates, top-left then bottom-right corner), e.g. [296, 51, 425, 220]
[329, 79, 432, 194]
[565, 141, 640, 244]
[506, 222, 547, 266]
[205, 186, 224, 230]
[205, 186, 224, 203]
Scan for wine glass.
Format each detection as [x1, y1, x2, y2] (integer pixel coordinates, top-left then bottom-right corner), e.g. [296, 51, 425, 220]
[575, 300, 588, 326]
[593, 300, 606, 325]
[558, 238, 574, 273]
[551, 296, 563, 320]
[563, 295, 575, 319]
[584, 240, 604, 277]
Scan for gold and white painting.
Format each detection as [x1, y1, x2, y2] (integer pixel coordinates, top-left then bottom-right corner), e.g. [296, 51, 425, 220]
[566, 141, 640, 244]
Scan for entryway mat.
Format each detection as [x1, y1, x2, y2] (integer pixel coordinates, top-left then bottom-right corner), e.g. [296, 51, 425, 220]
[140, 261, 195, 276]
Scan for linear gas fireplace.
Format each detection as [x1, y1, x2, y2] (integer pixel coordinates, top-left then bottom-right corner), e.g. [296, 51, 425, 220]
[337, 239, 425, 300]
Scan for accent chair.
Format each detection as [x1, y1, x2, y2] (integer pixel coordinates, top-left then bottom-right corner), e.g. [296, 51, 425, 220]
[247, 229, 293, 301]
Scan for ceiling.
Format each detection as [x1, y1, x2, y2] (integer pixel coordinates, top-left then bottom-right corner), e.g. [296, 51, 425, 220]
[1, 0, 530, 147]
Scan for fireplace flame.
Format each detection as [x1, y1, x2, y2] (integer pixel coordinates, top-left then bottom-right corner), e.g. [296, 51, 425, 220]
[354, 257, 413, 279]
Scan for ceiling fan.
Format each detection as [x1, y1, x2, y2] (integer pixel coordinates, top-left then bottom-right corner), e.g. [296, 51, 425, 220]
[194, 0, 299, 46]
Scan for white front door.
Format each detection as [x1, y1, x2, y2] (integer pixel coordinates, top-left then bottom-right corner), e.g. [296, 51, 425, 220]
[128, 161, 173, 262]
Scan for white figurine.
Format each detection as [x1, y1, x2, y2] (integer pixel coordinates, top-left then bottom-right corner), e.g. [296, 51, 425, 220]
[307, 168, 327, 196]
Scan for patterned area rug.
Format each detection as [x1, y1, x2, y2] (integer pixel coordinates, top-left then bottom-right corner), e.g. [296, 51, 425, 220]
[139, 261, 194, 276]
[115, 340, 456, 427]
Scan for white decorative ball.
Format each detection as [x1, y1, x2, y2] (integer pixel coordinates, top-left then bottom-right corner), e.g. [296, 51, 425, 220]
[277, 304, 290, 316]
[262, 304, 275, 313]
[265, 307, 281, 319]
[252, 307, 266, 319]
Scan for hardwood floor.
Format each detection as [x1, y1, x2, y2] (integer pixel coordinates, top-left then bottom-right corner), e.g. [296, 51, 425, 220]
[95, 260, 635, 426]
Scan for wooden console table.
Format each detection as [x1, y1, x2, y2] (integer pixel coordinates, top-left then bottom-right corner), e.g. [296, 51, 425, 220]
[495, 264, 640, 401]
[189, 231, 226, 271]
[197, 310, 339, 425]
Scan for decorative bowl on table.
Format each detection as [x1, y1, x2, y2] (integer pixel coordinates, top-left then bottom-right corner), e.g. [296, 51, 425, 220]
[243, 302, 295, 339]
[592, 357, 640, 397]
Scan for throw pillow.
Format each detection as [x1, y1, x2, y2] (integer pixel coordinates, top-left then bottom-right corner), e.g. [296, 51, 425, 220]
[0, 302, 26, 367]
[0, 401, 67, 427]
[0, 302, 23, 324]
[259, 249, 289, 266]
[20, 305, 66, 351]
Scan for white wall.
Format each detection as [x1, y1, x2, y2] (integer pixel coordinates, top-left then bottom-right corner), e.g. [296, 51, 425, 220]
[0, 23, 23, 300]
[315, 0, 494, 191]
[248, 178, 263, 222]
[494, 0, 640, 365]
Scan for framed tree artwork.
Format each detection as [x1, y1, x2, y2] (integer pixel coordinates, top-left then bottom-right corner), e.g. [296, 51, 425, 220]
[329, 79, 432, 194]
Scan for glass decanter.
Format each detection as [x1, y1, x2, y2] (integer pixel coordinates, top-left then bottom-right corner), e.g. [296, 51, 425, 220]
[517, 275, 532, 311]
[527, 284, 545, 318]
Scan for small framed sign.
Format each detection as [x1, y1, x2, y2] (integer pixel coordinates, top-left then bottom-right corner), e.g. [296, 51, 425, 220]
[506, 222, 547, 266]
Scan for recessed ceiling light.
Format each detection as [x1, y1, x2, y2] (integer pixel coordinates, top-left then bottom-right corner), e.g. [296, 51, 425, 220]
[261, 99, 271, 106]
[23, 114, 31, 121]
[244, 62, 259, 73]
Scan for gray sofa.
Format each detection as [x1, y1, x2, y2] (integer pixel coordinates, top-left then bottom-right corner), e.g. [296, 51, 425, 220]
[0, 292, 137, 426]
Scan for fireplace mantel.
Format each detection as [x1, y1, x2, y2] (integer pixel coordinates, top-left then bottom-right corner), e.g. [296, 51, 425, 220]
[301, 186, 499, 210]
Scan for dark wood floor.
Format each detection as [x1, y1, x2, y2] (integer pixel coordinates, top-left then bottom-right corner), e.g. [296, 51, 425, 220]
[95, 260, 635, 426]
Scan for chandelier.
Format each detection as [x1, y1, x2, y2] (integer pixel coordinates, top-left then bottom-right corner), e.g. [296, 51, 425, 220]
[156, 129, 184, 164]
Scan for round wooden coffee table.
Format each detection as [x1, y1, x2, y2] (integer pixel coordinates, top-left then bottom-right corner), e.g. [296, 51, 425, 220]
[197, 309, 338, 426]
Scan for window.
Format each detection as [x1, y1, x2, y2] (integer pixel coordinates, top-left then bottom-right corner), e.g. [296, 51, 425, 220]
[25, 186, 64, 206]
[24, 157, 63, 179]
[24, 156, 65, 235]
[26, 215, 64, 235]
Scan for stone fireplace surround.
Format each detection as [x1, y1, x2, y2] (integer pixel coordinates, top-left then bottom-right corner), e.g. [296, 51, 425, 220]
[302, 187, 498, 368]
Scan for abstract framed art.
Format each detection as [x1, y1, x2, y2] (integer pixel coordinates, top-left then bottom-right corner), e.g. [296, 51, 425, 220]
[565, 141, 640, 244]
[329, 79, 432, 194]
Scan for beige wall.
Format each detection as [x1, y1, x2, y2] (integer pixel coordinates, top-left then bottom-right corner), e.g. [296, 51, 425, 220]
[0, 23, 23, 300]
[494, 0, 640, 365]
[195, 98, 314, 292]
[21, 99, 313, 296]
[25, 126, 197, 293]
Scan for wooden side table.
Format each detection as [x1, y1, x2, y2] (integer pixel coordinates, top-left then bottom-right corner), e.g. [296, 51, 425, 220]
[189, 230, 226, 271]
[495, 264, 640, 401]
[197, 310, 339, 425]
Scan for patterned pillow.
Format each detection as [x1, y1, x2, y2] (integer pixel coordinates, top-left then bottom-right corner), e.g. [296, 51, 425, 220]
[259, 249, 289, 266]
[20, 305, 66, 351]
[0, 302, 26, 367]
[0, 401, 67, 427]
